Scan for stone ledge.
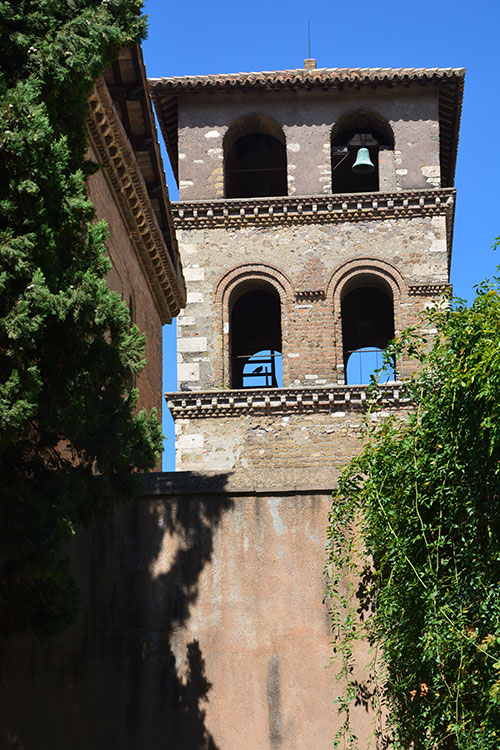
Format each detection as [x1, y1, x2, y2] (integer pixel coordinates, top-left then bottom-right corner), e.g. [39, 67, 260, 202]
[141, 471, 335, 496]
[172, 188, 455, 229]
[165, 384, 409, 419]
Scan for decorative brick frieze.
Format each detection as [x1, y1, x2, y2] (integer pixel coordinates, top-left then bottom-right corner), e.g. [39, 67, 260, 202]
[88, 78, 185, 323]
[173, 187, 455, 235]
[408, 283, 452, 296]
[165, 384, 408, 419]
[295, 290, 326, 301]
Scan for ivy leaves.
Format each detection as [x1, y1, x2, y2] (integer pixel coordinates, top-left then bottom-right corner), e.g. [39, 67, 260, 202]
[327, 272, 500, 749]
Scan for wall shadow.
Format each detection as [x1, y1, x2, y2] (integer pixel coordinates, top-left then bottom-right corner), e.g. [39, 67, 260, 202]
[0, 471, 233, 750]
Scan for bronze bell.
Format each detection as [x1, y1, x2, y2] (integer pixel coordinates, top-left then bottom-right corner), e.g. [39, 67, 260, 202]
[352, 147, 375, 174]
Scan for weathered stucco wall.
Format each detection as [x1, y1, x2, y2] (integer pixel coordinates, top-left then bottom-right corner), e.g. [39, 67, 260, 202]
[177, 85, 440, 200]
[0, 472, 376, 750]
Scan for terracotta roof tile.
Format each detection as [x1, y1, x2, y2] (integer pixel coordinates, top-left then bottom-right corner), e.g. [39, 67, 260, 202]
[150, 67, 465, 91]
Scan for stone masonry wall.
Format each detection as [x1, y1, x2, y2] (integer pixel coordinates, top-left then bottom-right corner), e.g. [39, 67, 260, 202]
[174, 405, 407, 475]
[176, 214, 449, 390]
[88, 143, 163, 417]
[177, 85, 440, 200]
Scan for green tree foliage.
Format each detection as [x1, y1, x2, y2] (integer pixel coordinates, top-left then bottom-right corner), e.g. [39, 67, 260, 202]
[327, 271, 500, 749]
[0, 0, 162, 661]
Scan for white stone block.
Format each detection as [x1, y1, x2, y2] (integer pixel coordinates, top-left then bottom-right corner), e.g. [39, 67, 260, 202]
[430, 236, 446, 254]
[178, 337, 208, 353]
[421, 165, 440, 178]
[187, 292, 203, 303]
[177, 434, 204, 450]
[178, 363, 200, 382]
[174, 419, 189, 434]
[184, 267, 205, 281]
[178, 316, 195, 326]
[180, 180, 194, 188]
[205, 130, 220, 139]
[287, 142, 300, 152]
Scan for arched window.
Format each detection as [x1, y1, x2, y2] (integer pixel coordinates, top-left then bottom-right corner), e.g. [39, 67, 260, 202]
[230, 281, 283, 388]
[331, 111, 394, 194]
[341, 277, 395, 384]
[224, 115, 287, 199]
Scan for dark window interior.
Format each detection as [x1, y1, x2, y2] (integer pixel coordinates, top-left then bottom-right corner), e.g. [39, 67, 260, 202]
[225, 133, 287, 199]
[230, 288, 282, 388]
[342, 285, 395, 383]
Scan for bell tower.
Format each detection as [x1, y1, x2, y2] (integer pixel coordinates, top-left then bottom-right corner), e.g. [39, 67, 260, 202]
[151, 64, 464, 748]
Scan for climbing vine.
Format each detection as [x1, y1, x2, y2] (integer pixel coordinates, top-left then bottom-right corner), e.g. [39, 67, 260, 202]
[327, 262, 500, 749]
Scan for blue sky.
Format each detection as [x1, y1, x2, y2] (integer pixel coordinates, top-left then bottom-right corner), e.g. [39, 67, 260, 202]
[141, 0, 500, 468]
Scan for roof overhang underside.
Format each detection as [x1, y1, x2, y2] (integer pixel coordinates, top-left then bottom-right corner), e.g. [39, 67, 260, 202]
[99, 45, 186, 321]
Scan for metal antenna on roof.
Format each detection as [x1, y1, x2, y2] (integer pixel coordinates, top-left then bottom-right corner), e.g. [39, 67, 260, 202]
[304, 20, 316, 70]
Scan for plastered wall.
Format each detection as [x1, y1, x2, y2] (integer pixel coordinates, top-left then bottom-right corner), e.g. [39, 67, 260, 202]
[0, 472, 379, 750]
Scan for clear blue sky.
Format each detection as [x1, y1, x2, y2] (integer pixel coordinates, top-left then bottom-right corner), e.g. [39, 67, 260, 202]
[141, 0, 500, 469]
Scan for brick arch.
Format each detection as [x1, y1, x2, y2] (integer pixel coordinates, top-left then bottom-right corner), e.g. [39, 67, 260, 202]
[331, 109, 396, 193]
[326, 258, 408, 383]
[214, 263, 294, 388]
[223, 114, 288, 199]
[330, 108, 394, 147]
[223, 113, 286, 153]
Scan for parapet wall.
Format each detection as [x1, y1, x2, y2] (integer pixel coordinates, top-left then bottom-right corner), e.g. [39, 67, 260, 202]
[0, 471, 378, 750]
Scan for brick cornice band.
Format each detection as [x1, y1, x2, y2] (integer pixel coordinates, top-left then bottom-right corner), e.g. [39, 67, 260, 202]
[88, 78, 186, 323]
[165, 384, 409, 419]
[172, 189, 455, 259]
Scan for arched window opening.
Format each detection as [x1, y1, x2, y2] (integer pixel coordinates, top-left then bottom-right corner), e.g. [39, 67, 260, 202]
[331, 112, 394, 194]
[224, 115, 287, 199]
[230, 284, 282, 388]
[342, 282, 395, 384]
